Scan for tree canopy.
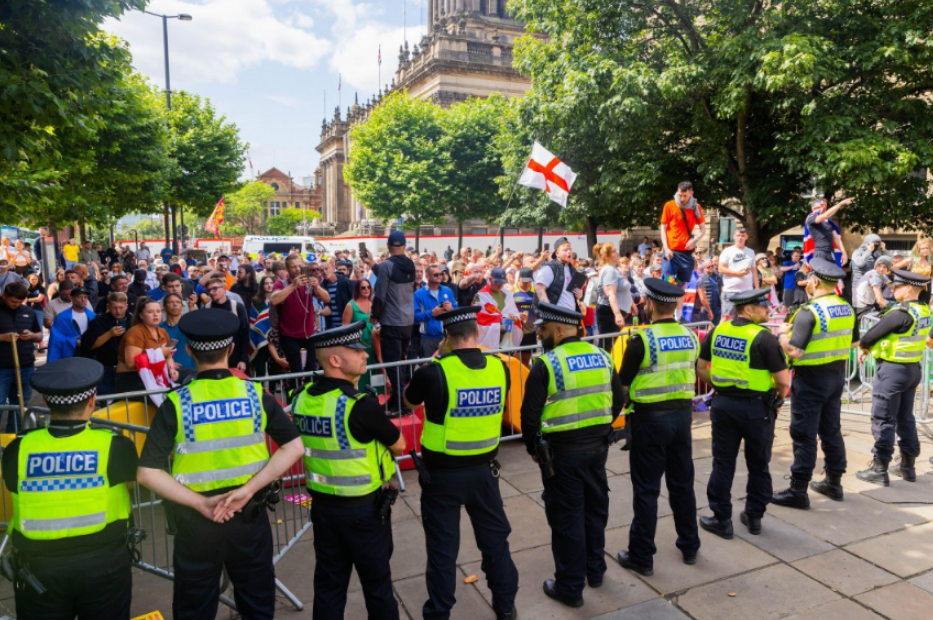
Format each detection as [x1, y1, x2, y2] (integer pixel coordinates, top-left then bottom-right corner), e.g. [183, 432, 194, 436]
[507, 0, 933, 250]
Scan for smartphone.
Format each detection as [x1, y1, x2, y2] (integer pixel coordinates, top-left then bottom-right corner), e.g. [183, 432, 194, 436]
[300, 265, 310, 277]
[543, 243, 550, 252]
[167, 339, 179, 348]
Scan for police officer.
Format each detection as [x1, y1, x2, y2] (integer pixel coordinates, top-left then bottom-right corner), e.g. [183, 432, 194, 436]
[404, 306, 518, 620]
[1, 358, 137, 620]
[615, 279, 700, 576]
[856, 269, 931, 485]
[772, 259, 854, 508]
[519, 302, 624, 607]
[292, 321, 407, 620]
[137, 309, 304, 620]
[696, 288, 790, 537]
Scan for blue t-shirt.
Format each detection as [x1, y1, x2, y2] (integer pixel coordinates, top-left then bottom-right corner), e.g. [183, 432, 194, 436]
[160, 248, 173, 262]
[147, 288, 166, 302]
[782, 260, 802, 290]
[159, 321, 195, 369]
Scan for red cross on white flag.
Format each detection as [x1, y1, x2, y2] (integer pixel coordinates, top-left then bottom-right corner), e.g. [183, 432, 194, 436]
[517, 142, 578, 207]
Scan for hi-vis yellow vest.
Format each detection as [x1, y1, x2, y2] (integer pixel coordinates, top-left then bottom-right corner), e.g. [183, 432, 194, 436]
[710, 321, 775, 393]
[541, 341, 614, 432]
[630, 322, 698, 403]
[872, 301, 931, 363]
[12, 425, 130, 540]
[169, 377, 270, 493]
[790, 294, 854, 366]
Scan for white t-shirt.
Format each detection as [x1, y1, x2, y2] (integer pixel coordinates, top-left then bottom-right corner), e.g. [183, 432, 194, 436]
[534, 263, 576, 310]
[72, 309, 88, 335]
[719, 245, 756, 293]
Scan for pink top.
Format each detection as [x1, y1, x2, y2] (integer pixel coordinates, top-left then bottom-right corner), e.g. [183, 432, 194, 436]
[273, 279, 316, 339]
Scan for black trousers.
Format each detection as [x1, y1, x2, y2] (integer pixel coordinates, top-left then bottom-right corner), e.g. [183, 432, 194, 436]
[595, 305, 628, 352]
[542, 445, 609, 600]
[707, 394, 775, 520]
[871, 361, 922, 461]
[281, 335, 317, 376]
[789, 371, 847, 480]
[420, 464, 518, 620]
[312, 500, 399, 620]
[380, 325, 412, 414]
[628, 409, 699, 566]
[15, 544, 131, 620]
[172, 507, 276, 620]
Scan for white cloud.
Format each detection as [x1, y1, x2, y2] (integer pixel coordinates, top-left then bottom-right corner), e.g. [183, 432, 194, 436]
[106, 0, 332, 86]
[265, 95, 300, 107]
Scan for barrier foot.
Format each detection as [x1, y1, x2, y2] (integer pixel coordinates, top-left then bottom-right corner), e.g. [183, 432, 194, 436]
[275, 577, 304, 611]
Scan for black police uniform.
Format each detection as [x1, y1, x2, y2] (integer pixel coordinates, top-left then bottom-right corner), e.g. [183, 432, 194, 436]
[773, 259, 851, 508]
[138, 310, 300, 620]
[520, 303, 624, 605]
[857, 270, 931, 484]
[615, 280, 699, 575]
[298, 323, 403, 620]
[404, 306, 518, 620]
[699, 289, 787, 536]
[3, 359, 138, 620]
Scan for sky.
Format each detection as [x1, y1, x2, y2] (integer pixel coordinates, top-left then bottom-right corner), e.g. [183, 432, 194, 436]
[106, 0, 432, 184]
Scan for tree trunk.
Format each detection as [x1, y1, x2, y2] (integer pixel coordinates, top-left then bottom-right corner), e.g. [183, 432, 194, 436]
[537, 226, 544, 252]
[415, 225, 421, 253]
[163, 203, 171, 247]
[584, 215, 599, 255]
[499, 223, 505, 250]
[457, 220, 464, 251]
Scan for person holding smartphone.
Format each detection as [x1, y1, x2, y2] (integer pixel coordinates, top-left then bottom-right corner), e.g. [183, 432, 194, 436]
[79, 291, 131, 396]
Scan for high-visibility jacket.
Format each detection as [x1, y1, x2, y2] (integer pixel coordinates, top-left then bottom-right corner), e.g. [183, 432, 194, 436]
[709, 321, 775, 393]
[630, 323, 698, 403]
[293, 387, 395, 496]
[421, 354, 507, 456]
[541, 341, 614, 433]
[12, 425, 130, 541]
[871, 301, 931, 364]
[169, 377, 270, 493]
[791, 295, 855, 366]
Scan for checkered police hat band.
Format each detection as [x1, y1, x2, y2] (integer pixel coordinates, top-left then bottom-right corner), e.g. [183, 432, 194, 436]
[538, 309, 577, 325]
[895, 275, 925, 287]
[442, 313, 477, 327]
[189, 337, 234, 351]
[44, 387, 97, 405]
[317, 331, 363, 348]
[646, 292, 679, 303]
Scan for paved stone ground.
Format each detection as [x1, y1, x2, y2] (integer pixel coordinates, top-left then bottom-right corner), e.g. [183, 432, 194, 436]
[3, 407, 933, 619]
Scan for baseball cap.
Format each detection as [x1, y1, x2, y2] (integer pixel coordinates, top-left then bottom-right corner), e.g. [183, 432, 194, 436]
[865, 234, 882, 245]
[490, 267, 507, 284]
[387, 230, 406, 248]
[519, 267, 534, 282]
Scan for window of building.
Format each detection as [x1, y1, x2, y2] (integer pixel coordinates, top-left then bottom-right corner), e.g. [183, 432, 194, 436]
[270, 183, 279, 191]
[295, 202, 300, 209]
[718, 217, 736, 243]
[270, 202, 281, 216]
[470, 227, 488, 235]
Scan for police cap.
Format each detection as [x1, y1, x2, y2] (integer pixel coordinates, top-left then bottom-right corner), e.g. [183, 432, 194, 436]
[31, 358, 104, 405]
[534, 302, 583, 326]
[436, 305, 480, 329]
[808, 257, 845, 282]
[891, 269, 931, 288]
[309, 320, 368, 350]
[729, 287, 772, 307]
[643, 277, 685, 303]
[179, 308, 239, 352]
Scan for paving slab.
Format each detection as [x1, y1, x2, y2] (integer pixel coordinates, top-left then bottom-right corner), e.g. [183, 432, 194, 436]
[393, 570, 491, 620]
[501, 468, 546, 494]
[590, 597, 688, 620]
[792, 549, 899, 596]
[606, 446, 632, 475]
[767, 488, 926, 546]
[675, 564, 839, 620]
[457, 494, 552, 565]
[780, 598, 883, 620]
[854, 581, 933, 620]
[733, 512, 834, 562]
[390, 516, 430, 581]
[463, 543, 656, 620]
[607, 474, 672, 530]
[860, 476, 933, 504]
[686, 455, 750, 510]
[845, 522, 933, 578]
[605, 515, 777, 594]
[907, 568, 933, 594]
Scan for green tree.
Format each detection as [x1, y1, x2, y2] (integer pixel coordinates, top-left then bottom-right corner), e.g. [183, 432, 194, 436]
[222, 181, 275, 237]
[508, 0, 933, 251]
[266, 208, 309, 236]
[345, 92, 451, 242]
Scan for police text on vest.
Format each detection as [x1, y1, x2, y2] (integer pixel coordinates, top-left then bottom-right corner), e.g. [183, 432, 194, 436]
[296, 415, 333, 438]
[191, 399, 254, 425]
[26, 451, 99, 478]
[714, 335, 746, 352]
[456, 388, 502, 407]
[827, 305, 853, 318]
[566, 354, 608, 372]
[658, 336, 694, 352]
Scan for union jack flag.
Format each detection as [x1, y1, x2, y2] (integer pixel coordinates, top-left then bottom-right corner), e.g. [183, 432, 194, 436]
[802, 216, 845, 293]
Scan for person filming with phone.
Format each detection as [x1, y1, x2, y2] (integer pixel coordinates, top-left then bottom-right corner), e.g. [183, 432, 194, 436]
[79, 291, 130, 396]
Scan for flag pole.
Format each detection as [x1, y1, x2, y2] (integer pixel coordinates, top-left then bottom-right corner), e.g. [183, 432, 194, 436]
[495, 171, 523, 247]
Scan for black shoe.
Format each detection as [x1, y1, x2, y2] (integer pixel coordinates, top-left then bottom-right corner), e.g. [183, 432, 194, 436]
[616, 550, 654, 576]
[894, 452, 917, 482]
[496, 605, 518, 620]
[856, 457, 890, 486]
[699, 515, 734, 540]
[587, 576, 603, 588]
[810, 471, 844, 501]
[771, 477, 810, 509]
[542, 579, 583, 608]
[682, 552, 697, 565]
[740, 511, 761, 535]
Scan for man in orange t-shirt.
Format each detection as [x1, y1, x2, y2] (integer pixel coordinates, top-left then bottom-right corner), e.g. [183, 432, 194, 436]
[659, 181, 706, 287]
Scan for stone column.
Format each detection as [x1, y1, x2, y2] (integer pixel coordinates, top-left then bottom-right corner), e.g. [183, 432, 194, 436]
[455, 0, 463, 12]
[428, 0, 434, 26]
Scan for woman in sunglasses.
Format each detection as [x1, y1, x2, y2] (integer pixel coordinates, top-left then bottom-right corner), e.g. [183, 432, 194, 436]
[341, 276, 376, 389]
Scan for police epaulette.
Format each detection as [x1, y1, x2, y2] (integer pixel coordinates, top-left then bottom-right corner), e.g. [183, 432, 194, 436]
[338, 384, 364, 400]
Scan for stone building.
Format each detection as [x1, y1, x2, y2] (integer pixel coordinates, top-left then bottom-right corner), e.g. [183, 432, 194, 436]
[315, 1, 531, 235]
[256, 167, 322, 221]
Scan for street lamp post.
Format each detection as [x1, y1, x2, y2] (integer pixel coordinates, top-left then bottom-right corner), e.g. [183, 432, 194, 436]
[144, 11, 192, 256]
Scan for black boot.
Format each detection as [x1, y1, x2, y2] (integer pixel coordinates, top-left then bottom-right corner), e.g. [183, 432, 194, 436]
[699, 515, 733, 540]
[895, 453, 917, 482]
[856, 458, 890, 486]
[810, 472, 844, 501]
[771, 477, 810, 509]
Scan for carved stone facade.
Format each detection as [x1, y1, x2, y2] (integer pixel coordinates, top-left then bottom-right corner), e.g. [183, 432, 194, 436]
[315, 2, 532, 234]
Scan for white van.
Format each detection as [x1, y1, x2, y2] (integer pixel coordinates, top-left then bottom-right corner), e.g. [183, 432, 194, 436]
[242, 235, 327, 258]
